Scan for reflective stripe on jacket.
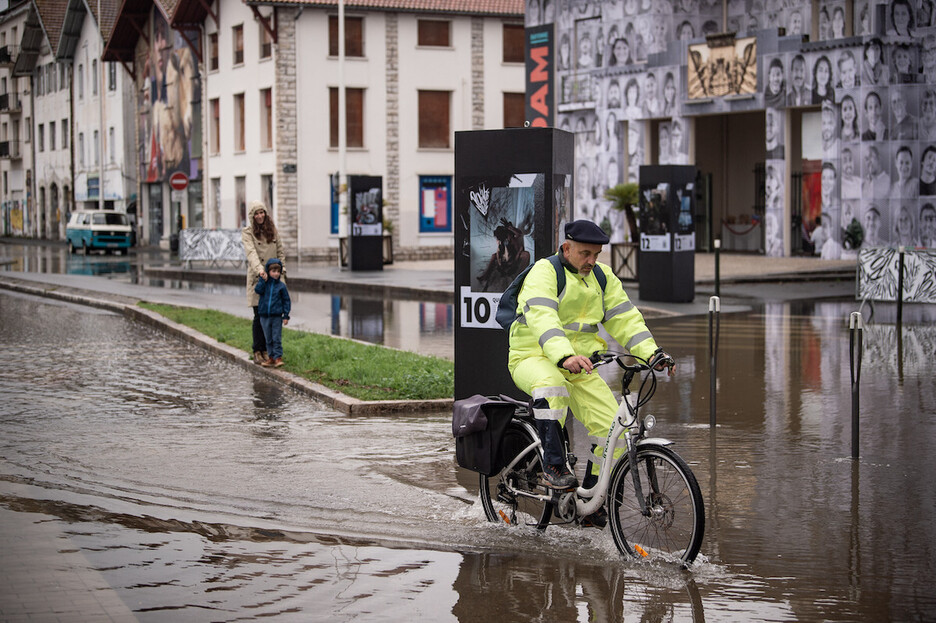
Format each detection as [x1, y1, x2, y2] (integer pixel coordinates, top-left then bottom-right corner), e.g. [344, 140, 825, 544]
[507, 255, 657, 369]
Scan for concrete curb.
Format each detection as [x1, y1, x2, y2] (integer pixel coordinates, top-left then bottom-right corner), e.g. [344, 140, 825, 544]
[0, 275, 452, 415]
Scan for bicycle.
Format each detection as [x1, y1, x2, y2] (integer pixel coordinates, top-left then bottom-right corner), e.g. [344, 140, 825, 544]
[478, 351, 705, 565]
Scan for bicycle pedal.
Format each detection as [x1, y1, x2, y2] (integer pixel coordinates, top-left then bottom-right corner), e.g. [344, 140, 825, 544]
[539, 477, 577, 491]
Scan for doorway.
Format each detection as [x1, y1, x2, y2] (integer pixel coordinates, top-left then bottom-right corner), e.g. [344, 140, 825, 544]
[693, 111, 767, 253]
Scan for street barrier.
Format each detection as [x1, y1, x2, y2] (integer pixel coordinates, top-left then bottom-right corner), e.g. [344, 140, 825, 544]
[179, 229, 246, 268]
[857, 247, 936, 304]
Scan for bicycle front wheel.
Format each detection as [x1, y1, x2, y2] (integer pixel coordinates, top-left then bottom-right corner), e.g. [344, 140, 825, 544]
[608, 444, 705, 564]
[479, 422, 553, 530]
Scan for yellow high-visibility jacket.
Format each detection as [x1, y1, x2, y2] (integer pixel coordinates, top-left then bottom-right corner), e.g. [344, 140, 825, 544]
[507, 254, 658, 370]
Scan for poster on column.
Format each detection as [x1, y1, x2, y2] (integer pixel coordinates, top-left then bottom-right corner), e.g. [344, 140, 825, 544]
[461, 174, 539, 329]
[454, 128, 573, 401]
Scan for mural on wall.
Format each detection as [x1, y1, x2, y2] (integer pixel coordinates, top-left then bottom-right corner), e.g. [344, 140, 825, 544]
[763, 2, 936, 258]
[857, 247, 936, 303]
[139, 8, 201, 184]
[538, 0, 936, 257]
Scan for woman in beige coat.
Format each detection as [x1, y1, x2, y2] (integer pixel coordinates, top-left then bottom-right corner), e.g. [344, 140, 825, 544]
[242, 201, 285, 364]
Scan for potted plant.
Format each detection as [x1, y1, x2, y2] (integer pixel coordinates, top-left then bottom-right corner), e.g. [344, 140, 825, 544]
[604, 182, 640, 243]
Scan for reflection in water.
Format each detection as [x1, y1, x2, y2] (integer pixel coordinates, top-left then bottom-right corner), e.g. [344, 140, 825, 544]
[3, 263, 936, 620]
[2, 242, 455, 360]
[452, 552, 706, 622]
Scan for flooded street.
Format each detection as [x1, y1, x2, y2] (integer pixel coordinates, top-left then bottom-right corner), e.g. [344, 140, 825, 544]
[1, 244, 935, 621]
[3, 242, 455, 360]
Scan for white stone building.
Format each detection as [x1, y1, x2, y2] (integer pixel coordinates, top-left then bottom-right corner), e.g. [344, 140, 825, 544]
[105, 0, 526, 258]
[61, 0, 137, 219]
[25, 1, 71, 241]
[0, 0, 33, 237]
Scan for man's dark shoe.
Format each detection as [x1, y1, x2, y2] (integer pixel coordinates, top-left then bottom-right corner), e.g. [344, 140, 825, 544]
[542, 463, 578, 489]
[582, 506, 607, 529]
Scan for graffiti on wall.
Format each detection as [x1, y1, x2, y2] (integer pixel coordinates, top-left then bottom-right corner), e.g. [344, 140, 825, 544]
[139, 8, 201, 184]
[857, 246, 936, 303]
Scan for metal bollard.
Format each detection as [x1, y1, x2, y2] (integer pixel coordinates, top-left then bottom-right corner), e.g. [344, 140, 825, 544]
[897, 246, 905, 326]
[714, 239, 721, 298]
[709, 296, 720, 428]
[848, 312, 863, 459]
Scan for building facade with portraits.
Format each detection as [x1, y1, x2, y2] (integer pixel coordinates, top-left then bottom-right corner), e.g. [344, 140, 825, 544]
[533, 0, 936, 257]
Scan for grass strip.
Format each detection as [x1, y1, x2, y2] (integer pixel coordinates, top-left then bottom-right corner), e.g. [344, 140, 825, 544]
[139, 302, 454, 401]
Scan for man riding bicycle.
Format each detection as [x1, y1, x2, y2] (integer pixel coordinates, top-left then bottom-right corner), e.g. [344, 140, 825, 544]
[507, 220, 674, 522]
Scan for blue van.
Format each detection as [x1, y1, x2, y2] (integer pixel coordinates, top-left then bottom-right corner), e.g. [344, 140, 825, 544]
[66, 210, 133, 254]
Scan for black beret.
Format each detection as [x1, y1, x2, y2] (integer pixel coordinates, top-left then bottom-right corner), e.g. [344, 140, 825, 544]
[564, 219, 610, 245]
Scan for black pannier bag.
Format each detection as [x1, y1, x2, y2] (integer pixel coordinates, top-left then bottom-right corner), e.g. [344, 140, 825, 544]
[452, 395, 516, 476]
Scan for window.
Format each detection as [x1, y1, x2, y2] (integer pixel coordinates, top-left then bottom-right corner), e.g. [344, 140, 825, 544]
[233, 25, 244, 65]
[329, 87, 364, 148]
[235, 176, 246, 225]
[92, 60, 98, 96]
[419, 176, 452, 233]
[210, 98, 220, 154]
[211, 177, 221, 226]
[234, 93, 245, 151]
[78, 132, 84, 166]
[209, 33, 219, 71]
[61, 119, 68, 149]
[78, 64, 83, 99]
[37, 123, 43, 151]
[49, 121, 55, 150]
[260, 88, 273, 150]
[24, 116, 30, 142]
[328, 15, 363, 57]
[262, 174, 273, 215]
[504, 92, 525, 128]
[93, 129, 99, 164]
[108, 63, 116, 91]
[109, 127, 115, 163]
[260, 21, 273, 59]
[417, 20, 450, 47]
[60, 63, 68, 90]
[503, 24, 524, 63]
[418, 90, 450, 148]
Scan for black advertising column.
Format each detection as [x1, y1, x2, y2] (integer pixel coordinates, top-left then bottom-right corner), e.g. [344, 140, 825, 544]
[348, 175, 383, 271]
[637, 165, 696, 303]
[454, 128, 573, 401]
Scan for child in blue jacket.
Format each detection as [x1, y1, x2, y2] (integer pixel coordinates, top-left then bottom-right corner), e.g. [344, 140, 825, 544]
[254, 258, 291, 367]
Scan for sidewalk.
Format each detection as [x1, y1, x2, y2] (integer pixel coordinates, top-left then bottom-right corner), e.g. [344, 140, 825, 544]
[143, 251, 857, 317]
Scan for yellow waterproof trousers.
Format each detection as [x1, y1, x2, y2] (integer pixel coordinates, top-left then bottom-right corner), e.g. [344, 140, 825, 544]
[510, 354, 624, 474]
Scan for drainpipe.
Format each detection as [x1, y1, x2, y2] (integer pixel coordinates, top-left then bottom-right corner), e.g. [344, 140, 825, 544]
[98, 0, 104, 212]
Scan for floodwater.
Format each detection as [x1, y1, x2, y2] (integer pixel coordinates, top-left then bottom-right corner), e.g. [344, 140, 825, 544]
[2, 249, 936, 621]
[2, 242, 454, 360]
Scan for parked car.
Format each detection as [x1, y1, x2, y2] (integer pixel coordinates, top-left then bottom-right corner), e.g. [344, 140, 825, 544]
[66, 210, 133, 254]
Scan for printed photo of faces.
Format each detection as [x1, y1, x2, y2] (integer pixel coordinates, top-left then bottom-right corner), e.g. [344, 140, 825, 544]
[765, 107, 784, 160]
[626, 121, 645, 184]
[838, 91, 861, 143]
[840, 144, 862, 199]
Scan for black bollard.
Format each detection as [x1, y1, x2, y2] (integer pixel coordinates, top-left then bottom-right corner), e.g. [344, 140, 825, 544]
[849, 312, 863, 459]
[896, 246, 905, 326]
[714, 239, 721, 298]
[709, 296, 720, 428]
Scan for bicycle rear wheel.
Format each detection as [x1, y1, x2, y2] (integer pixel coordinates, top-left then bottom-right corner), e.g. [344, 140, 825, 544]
[479, 422, 552, 530]
[608, 444, 705, 564]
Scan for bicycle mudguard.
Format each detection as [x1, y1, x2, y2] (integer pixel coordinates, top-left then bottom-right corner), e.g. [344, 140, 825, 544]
[636, 438, 674, 447]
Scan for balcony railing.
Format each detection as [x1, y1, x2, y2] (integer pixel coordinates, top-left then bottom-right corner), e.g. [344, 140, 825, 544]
[0, 140, 22, 159]
[0, 45, 18, 66]
[0, 91, 21, 113]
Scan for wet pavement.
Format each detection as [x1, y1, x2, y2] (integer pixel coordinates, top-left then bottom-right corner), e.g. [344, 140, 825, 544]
[2, 240, 936, 621]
